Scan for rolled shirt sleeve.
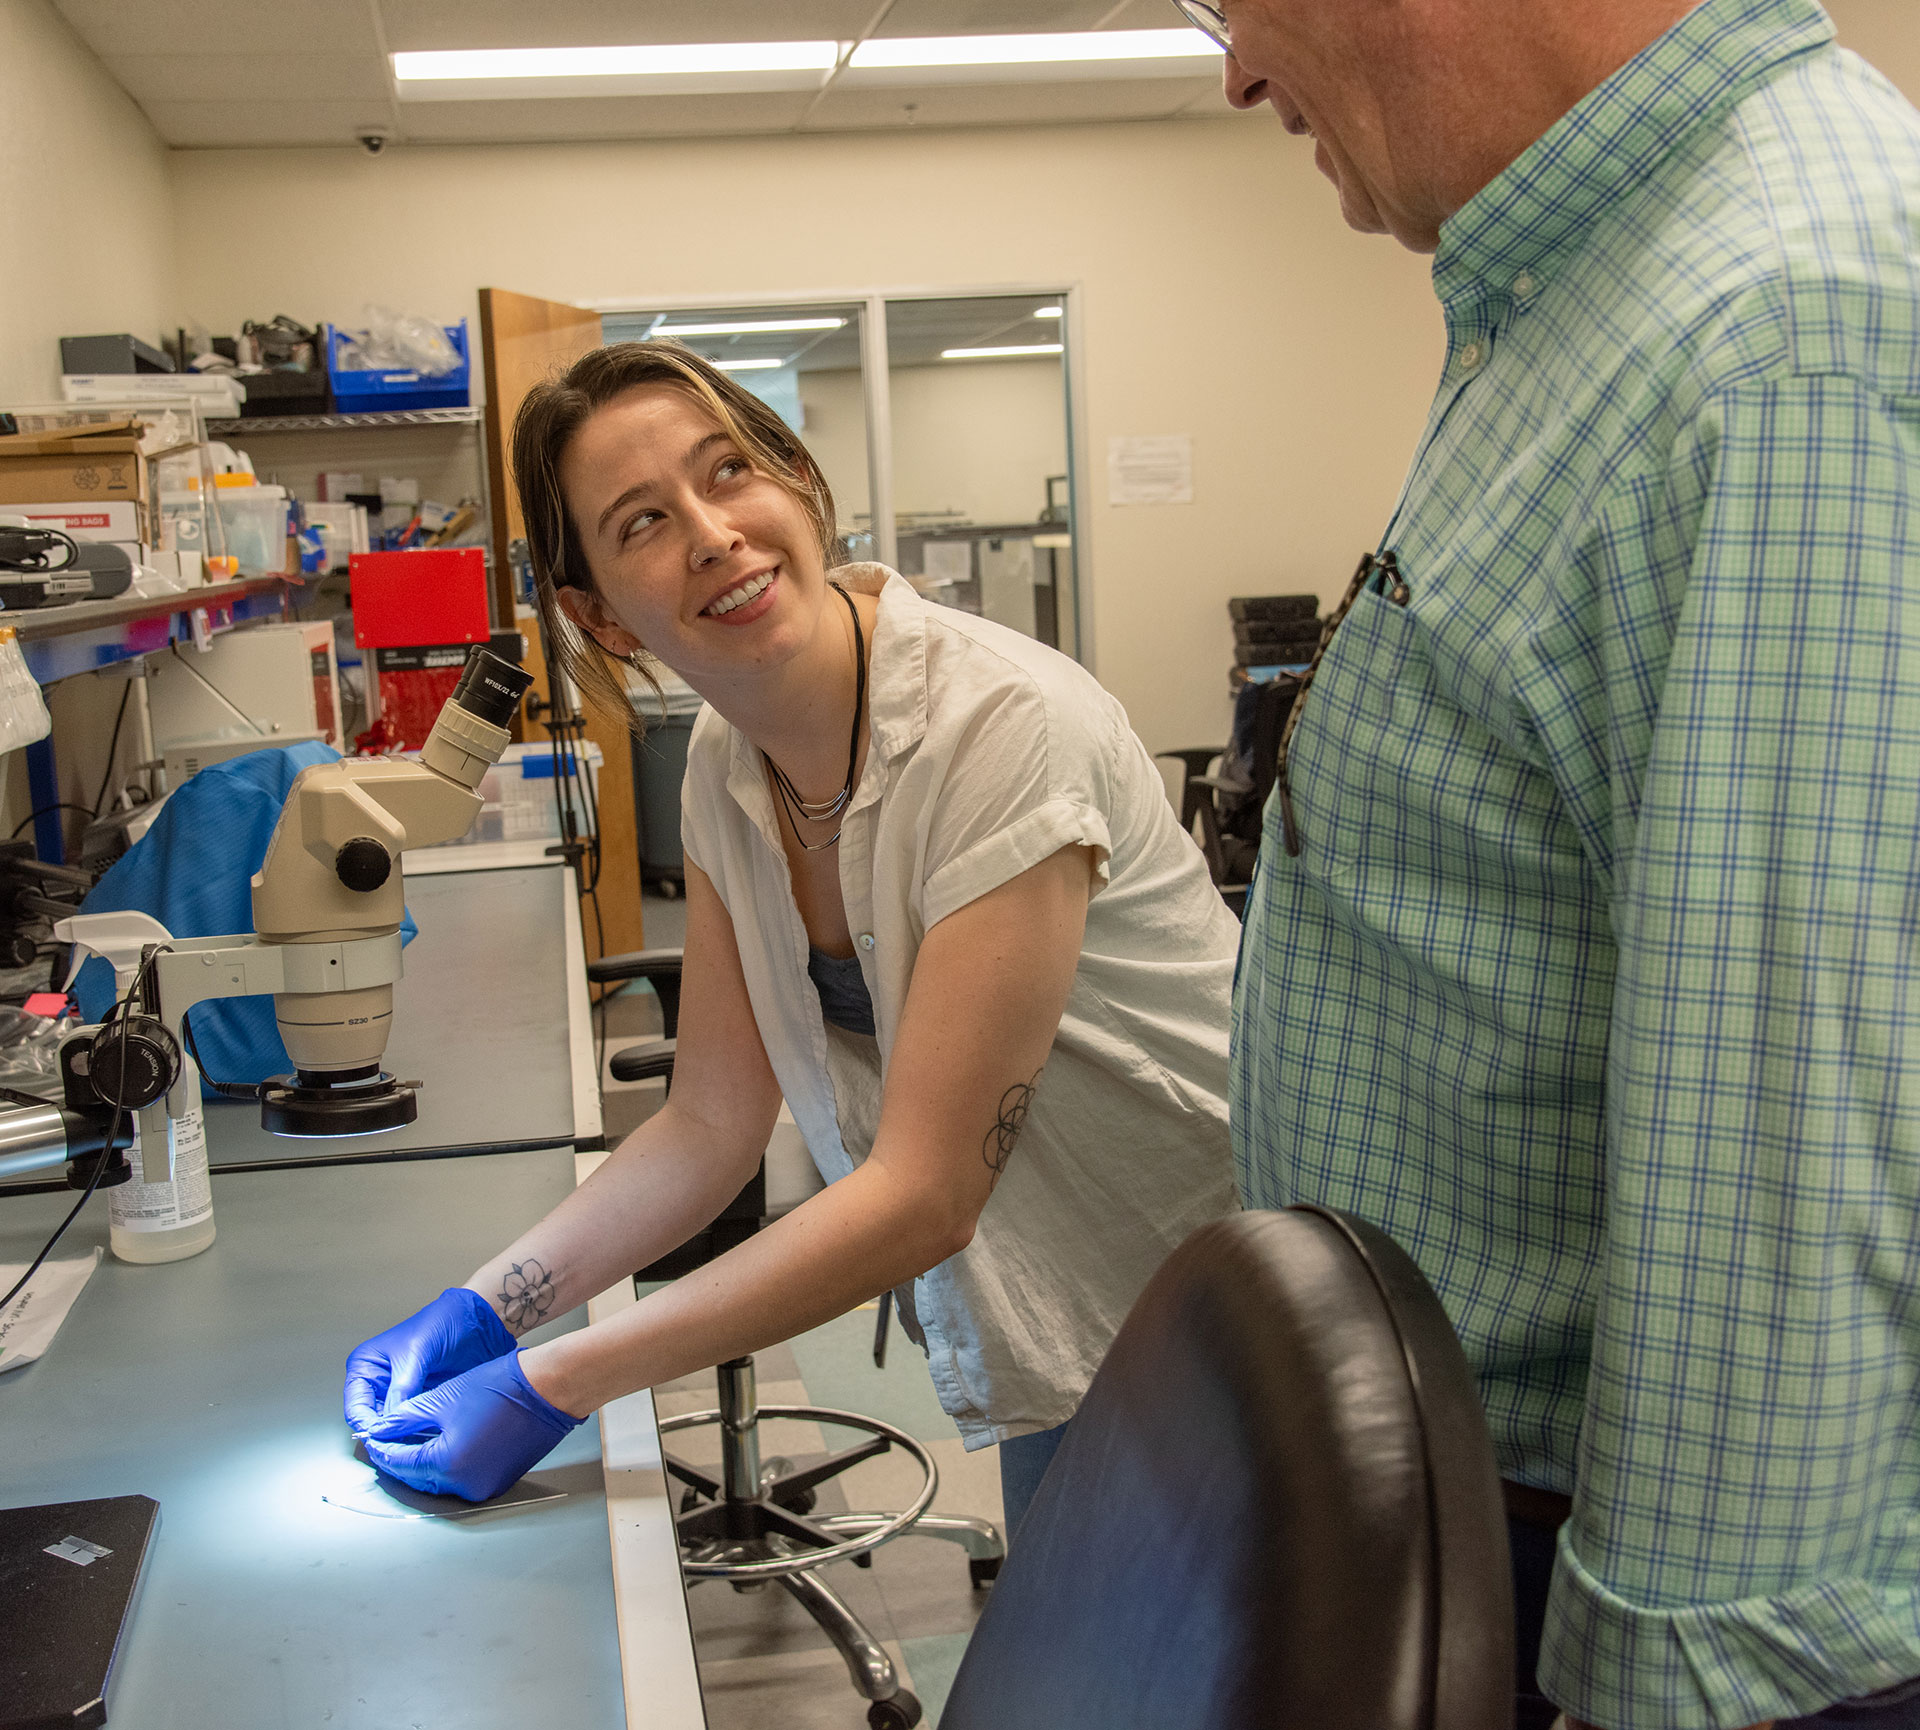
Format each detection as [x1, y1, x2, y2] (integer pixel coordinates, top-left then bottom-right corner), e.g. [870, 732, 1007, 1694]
[918, 674, 1117, 932]
[1541, 378, 1920, 1726]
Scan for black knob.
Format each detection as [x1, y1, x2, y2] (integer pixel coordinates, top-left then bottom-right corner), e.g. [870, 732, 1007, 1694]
[84, 1016, 180, 1111]
[334, 838, 392, 893]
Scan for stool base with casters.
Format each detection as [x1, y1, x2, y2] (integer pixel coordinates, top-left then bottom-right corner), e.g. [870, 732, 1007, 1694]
[590, 950, 1008, 1724]
[661, 1356, 1006, 1728]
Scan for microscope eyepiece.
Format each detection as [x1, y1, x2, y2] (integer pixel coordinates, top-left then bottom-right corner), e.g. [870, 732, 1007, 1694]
[450, 647, 534, 730]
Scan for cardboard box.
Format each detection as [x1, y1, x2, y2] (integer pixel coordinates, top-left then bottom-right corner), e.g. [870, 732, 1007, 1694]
[0, 428, 149, 514]
[16, 501, 145, 542]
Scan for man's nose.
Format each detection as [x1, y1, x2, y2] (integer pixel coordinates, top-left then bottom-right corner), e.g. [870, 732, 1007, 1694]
[1223, 52, 1268, 110]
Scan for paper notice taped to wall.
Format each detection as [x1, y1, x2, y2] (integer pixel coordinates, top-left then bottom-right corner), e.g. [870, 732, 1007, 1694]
[1107, 435, 1193, 506]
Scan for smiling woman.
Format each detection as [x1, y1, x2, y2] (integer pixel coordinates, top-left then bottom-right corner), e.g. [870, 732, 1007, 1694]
[344, 336, 1243, 1558]
[512, 341, 840, 723]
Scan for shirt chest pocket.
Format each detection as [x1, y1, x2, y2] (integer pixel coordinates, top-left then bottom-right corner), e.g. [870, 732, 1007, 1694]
[1309, 583, 1420, 735]
[1288, 585, 1471, 873]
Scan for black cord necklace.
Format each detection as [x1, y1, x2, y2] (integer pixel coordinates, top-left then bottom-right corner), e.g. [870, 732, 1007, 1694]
[765, 582, 866, 853]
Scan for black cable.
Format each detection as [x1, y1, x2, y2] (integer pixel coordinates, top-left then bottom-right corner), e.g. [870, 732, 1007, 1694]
[0, 948, 158, 1309]
[576, 719, 603, 892]
[91, 680, 134, 818]
[0, 524, 79, 574]
[0, 1144, 111, 1311]
[180, 1007, 260, 1102]
[586, 883, 610, 1079]
[11, 803, 97, 841]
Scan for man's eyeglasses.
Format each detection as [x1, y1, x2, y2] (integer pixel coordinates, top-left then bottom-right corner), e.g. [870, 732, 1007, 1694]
[1273, 550, 1407, 857]
[1172, 0, 1231, 53]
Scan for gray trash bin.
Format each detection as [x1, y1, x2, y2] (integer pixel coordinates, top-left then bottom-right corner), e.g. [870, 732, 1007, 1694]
[632, 671, 704, 896]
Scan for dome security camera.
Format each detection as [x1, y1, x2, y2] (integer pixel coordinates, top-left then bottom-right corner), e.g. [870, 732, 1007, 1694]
[357, 131, 391, 155]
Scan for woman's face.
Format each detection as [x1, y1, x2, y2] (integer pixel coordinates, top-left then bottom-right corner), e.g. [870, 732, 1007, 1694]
[555, 382, 829, 686]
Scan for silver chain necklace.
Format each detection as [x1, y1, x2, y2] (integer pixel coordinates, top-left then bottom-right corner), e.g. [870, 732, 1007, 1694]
[764, 583, 866, 853]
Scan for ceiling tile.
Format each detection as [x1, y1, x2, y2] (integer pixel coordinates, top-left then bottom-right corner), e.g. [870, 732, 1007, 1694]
[139, 99, 399, 148]
[60, 0, 1231, 148]
[56, 0, 380, 58]
[1177, 79, 1233, 115]
[376, 0, 880, 52]
[104, 52, 390, 104]
[1096, 0, 1195, 28]
[874, 0, 1122, 32]
[396, 89, 819, 141]
[805, 73, 1220, 130]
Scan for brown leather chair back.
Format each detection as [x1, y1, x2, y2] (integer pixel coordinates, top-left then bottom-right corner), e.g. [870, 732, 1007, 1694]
[939, 1206, 1513, 1730]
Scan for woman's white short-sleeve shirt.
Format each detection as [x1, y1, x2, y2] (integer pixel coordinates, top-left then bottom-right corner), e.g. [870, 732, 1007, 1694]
[681, 565, 1241, 1446]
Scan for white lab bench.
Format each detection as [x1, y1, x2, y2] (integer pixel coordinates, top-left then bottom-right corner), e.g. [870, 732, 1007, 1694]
[0, 844, 706, 1729]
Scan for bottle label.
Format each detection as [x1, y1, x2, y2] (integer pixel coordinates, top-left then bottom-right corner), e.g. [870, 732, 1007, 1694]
[109, 1113, 213, 1233]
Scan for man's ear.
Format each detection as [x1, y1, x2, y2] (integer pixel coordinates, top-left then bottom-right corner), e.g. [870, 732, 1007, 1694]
[555, 583, 645, 659]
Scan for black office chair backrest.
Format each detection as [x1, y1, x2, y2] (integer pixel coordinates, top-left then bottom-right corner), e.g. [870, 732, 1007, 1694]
[940, 1206, 1513, 1730]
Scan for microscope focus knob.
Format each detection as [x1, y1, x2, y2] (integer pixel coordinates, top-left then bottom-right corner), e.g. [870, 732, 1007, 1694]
[334, 838, 393, 893]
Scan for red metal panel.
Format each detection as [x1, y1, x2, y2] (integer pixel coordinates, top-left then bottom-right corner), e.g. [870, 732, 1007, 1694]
[350, 548, 489, 649]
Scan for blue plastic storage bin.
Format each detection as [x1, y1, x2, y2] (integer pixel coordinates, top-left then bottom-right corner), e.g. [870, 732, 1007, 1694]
[325, 319, 470, 413]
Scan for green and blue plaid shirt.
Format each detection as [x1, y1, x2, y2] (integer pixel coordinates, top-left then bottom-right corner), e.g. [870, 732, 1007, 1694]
[1229, 1, 1920, 1722]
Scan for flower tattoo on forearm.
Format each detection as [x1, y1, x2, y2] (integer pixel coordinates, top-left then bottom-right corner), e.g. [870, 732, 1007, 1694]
[984, 1071, 1041, 1181]
[498, 1259, 556, 1334]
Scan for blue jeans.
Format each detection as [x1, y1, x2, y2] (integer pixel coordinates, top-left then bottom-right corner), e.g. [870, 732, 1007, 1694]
[1510, 1518, 1920, 1728]
[997, 1421, 1069, 1543]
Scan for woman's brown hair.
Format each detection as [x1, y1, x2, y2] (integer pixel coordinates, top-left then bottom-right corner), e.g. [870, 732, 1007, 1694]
[511, 340, 838, 732]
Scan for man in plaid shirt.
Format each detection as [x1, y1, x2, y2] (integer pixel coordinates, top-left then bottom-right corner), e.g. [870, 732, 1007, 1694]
[1188, 0, 1920, 1723]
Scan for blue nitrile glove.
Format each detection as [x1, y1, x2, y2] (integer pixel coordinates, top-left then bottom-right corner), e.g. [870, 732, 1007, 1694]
[343, 1287, 516, 1434]
[360, 1351, 584, 1502]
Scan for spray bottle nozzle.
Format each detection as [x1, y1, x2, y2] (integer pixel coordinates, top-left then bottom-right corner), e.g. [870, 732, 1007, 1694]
[53, 911, 176, 994]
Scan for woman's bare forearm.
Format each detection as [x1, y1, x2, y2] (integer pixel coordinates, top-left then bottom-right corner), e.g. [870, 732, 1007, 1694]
[517, 1154, 967, 1415]
[465, 1102, 764, 1336]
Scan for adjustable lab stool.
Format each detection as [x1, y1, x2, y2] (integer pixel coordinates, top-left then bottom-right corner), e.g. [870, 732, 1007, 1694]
[588, 948, 1005, 1730]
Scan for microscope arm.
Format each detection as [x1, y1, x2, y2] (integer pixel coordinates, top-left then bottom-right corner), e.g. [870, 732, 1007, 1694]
[147, 932, 406, 1121]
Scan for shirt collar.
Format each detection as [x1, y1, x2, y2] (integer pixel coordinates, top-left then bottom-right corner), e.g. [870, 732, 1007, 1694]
[723, 562, 929, 831]
[1432, 0, 1834, 308]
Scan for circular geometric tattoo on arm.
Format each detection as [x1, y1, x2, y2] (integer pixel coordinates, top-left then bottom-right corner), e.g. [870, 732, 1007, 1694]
[983, 1072, 1040, 1179]
[499, 1259, 556, 1333]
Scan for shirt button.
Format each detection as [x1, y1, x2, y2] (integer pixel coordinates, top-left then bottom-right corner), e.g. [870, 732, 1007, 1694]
[858, 933, 875, 951]
[1512, 271, 1536, 298]
[1459, 340, 1486, 371]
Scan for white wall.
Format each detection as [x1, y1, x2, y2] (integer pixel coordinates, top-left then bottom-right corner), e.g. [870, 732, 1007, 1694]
[1828, 0, 1920, 101]
[166, 120, 1443, 756]
[0, 0, 176, 842]
[0, 1, 173, 406]
[893, 359, 1068, 530]
[799, 359, 1068, 533]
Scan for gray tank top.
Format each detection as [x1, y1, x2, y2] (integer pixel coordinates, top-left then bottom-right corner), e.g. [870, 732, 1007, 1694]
[807, 947, 876, 1038]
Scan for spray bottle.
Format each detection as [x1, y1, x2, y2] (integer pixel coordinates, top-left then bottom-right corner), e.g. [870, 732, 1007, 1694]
[57, 911, 215, 1265]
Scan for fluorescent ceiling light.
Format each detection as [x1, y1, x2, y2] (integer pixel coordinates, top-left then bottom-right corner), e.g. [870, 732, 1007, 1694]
[714, 358, 785, 372]
[850, 29, 1217, 68]
[394, 43, 839, 81]
[655, 317, 846, 337]
[1034, 306, 1063, 318]
[395, 27, 1220, 104]
[392, 41, 839, 101]
[941, 344, 1065, 360]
